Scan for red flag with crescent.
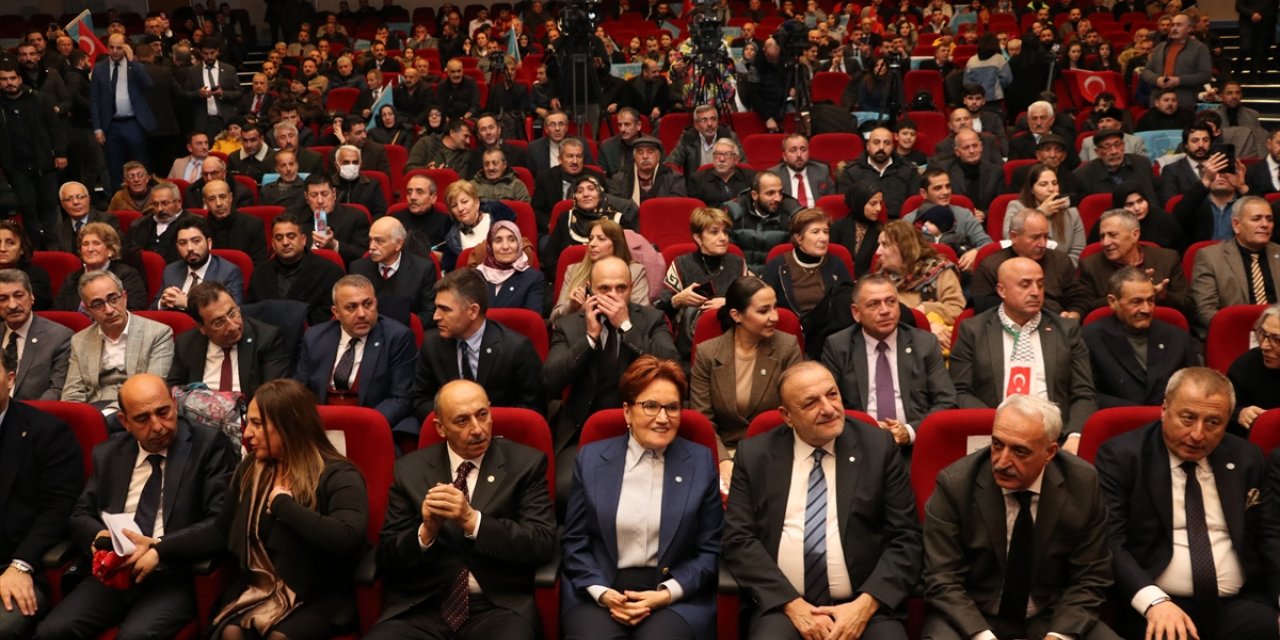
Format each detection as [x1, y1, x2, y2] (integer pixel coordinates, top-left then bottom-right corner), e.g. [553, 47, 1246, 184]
[1063, 69, 1126, 108]
[1006, 366, 1032, 397]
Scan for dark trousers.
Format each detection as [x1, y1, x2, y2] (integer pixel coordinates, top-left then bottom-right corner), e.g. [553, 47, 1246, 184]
[562, 567, 697, 640]
[1116, 594, 1280, 640]
[921, 610, 1122, 640]
[35, 571, 195, 640]
[748, 609, 908, 640]
[8, 166, 59, 249]
[364, 594, 538, 640]
[0, 579, 48, 640]
[1238, 18, 1274, 69]
[105, 117, 150, 190]
[66, 127, 109, 198]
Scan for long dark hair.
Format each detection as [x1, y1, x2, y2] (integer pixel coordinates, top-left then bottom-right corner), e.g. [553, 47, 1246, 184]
[717, 275, 771, 331]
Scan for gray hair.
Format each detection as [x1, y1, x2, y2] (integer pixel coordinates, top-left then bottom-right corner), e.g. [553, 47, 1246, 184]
[1028, 100, 1054, 118]
[1007, 207, 1048, 235]
[1254, 303, 1280, 331]
[1106, 265, 1152, 298]
[996, 394, 1063, 442]
[1230, 195, 1269, 222]
[151, 182, 181, 202]
[561, 137, 585, 153]
[713, 138, 739, 155]
[273, 121, 299, 137]
[1165, 367, 1235, 414]
[336, 144, 362, 163]
[58, 181, 88, 200]
[1098, 208, 1139, 231]
[693, 104, 718, 119]
[78, 269, 125, 301]
[331, 273, 374, 302]
[0, 269, 33, 295]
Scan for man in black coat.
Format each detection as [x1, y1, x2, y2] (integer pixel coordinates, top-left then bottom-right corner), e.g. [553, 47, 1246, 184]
[530, 139, 605, 236]
[226, 121, 275, 182]
[128, 183, 198, 264]
[201, 179, 268, 264]
[53, 181, 122, 254]
[292, 173, 371, 267]
[181, 156, 254, 210]
[167, 282, 291, 399]
[349, 217, 438, 329]
[836, 127, 919, 219]
[0, 349, 82, 637]
[246, 213, 345, 326]
[37, 373, 237, 639]
[941, 130, 1004, 214]
[1072, 128, 1160, 208]
[0, 59, 67, 249]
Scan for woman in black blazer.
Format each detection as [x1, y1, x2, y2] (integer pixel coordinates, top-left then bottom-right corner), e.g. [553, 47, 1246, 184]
[140, 379, 369, 639]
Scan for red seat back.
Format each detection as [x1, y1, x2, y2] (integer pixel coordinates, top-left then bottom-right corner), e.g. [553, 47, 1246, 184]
[32, 251, 83, 299]
[691, 306, 804, 362]
[1077, 405, 1161, 464]
[1206, 304, 1267, 374]
[910, 408, 997, 519]
[25, 400, 107, 477]
[1248, 409, 1280, 457]
[210, 249, 253, 298]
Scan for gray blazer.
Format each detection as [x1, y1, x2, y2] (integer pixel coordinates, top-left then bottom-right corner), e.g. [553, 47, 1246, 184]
[689, 328, 803, 460]
[1190, 240, 1280, 334]
[1139, 38, 1212, 109]
[948, 307, 1096, 436]
[62, 313, 174, 409]
[768, 161, 835, 201]
[12, 314, 74, 401]
[820, 323, 957, 432]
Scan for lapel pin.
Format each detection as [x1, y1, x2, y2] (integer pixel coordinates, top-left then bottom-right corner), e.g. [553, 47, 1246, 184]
[486, 348, 492, 354]
[374, 341, 381, 347]
[1226, 463, 1236, 470]
[246, 337, 254, 343]
[21, 431, 27, 438]
[905, 347, 912, 354]
[508, 286, 514, 291]
[487, 475, 495, 483]
[1158, 343, 1164, 349]
[675, 476, 683, 483]
[760, 368, 767, 376]
[848, 456, 855, 462]
[30, 338, 36, 343]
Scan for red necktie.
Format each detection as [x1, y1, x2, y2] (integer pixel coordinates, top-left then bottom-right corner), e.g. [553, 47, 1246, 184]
[219, 347, 234, 392]
[380, 265, 392, 280]
[442, 461, 476, 630]
[251, 94, 262, 114]
[795, 171, 809, 207]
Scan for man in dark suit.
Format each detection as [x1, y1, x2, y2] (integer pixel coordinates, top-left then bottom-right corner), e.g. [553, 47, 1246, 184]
[1084, 267, 1198, 409]
[623, 59, 673, 123]
[410, 268, 544, 427]
[1008, 101, 1079, 168]
[1079, 209, 1193, 320]
[295, 275, 418, 434]
[154, 217, 244, 310]
[769, 134, 834, 208]
[202, 179, 268, 264]
[181, 156, 254, 210]
[367, 379, 557, 640]
[36, 373, 237, 639]
[467, 114, 530, 177]
[1244, 129, 1280, 197]
[0, 348, 81, 637]
[294, 173, 372, 267]
[1072, 128, 1160, 208]
[133, 40, 183, 183]
[821, 274, 956, 448]
[526, 110, 597, 177]
[688, 139, 756, 208]
[1189, 196, 1280, 337]
[545, 257, 680, 456]
[350, 216, 437, 329]
[942, 130, 1004, 214]
[237, 72, 275, 122]
[128, 182, 198, 264]
[182, 37, 241, 138]
[90, 33, 156, 189]
[972, 210, 1091, 317]
[922, 394, 1118, 640]
[1096, 367, 1280, 640]
[606, 135, 686, 203]
[270, 121, 324, 174]
[530, 139, 605, 237]
[950, 257, 1097, 451]
[226, 122, 275, 182]
[1157, 123, 1214, 209]
[344, 119, 393, 177]
[246, 212, 345, 326]
[597, 107, 644, 179]
[723, 361, 922, 639]
[53, 181, 122, 254]
[167, 282, 290, 399]
[0, 269, 72, 400]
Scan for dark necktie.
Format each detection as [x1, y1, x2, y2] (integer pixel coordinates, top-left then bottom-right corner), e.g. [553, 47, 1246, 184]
[251, 94, 262, 114]
[111, 62, 122, 115]
[874, 341, 896, 421]
[803, 448, 830, 605]
[999, 490, 1034, 619]
[188, 271, 201, 291]
[4, 331, 18, 372]
[134, 454, 165, 537]
[459, 341, 474, 381]
[332, 337, 360, 393]
[219, 346, 234, 392]
[73, 220, 83, 235]
[380, 265, 392, 280]
[442, 461, 476, 630]
[1181, 461, 1219, 616]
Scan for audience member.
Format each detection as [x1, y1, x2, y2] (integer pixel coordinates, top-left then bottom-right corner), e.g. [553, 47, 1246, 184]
[1004, 163, 1086, 264]
[154, 216, 244, 310]
[687, 138, 755, 208]
[167, 281, 290, 398]
[1139, 14, 1212, 110]
[941, 129, 1003, 214]
[0, 220, 54, 310]
[971, 209, 1092, 317]
[837, 127, 918, 218]
[202, 178, 269, 264]
[1080, 210, 1193, 318]
[128, 181, 198, 263]
[246, 213, 345, 325]
[1189, 196, 1278, 336]
[258, 148, 308, 211]
[667, 105, 746, 182]
[1227, 304, 1280, 434]
[769, 134, 834, 208]
[91, 34, 156, 189]
[761, 208, 850, 322]
[1173, 153, 1251, 246]
[875, 220, 966, 343]
[295, 172, 372, 266]
[0, 269, 71, 400]
[471, 148, 530, 202]
[54, 222, 148, 311]
[333, 144, 389, 219]
[607, 135, 685, 203]
[182, 155, 254, 209]
[902, 169, 992, 271]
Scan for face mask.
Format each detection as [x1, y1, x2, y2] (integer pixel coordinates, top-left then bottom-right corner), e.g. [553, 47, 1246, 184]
[339, 164, 360, 181]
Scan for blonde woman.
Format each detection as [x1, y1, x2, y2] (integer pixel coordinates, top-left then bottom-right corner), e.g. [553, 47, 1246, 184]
[552, 218, 649, 321]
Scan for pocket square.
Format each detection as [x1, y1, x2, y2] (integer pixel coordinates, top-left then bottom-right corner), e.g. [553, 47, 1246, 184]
[1246, 487, 1260, 509]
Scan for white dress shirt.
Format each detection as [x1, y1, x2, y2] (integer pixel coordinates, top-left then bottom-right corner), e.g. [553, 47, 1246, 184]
[1267, 156, 1280, 191]
[778, 437, 852, 602]
[330, 328, 367, 390]
[124, 445, 169, 537]
[549, 140, 561, 168]
[100, 313, 133, 372]
[112, 60, 133, 119]
[377, 253, 403, 280]
[202, 341, 240, 392]
[203, 63, 220, 115]
[862, 329, 914, 442]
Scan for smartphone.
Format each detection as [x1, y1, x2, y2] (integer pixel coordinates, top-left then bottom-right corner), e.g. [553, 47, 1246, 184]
[584, 284, 593, 298]
[314, 209, 328, 234]
[693, 281, 715, 297]
[1210, 142, 1236, 168]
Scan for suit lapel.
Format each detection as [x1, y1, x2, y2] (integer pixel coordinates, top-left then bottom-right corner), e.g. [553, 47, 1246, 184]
[125, 315, 144, 374]
[238, 321, 258, 388]
[851, 332, 869, 409]
[974, 466, 1009, 570]
[708, 336, 737, 420]
[1038, 319, 1060, 395]
[658, 440, 695, 567]
[895, 329, 915, 410]
[85, 328, 103, 384]
[748, 338, 781, 412]
[763, 429, 794, 553]
[1143, 426, 1175, 538]
[0, 411, 25, 513]
[474, 323, 500, 386]
[984, 315, 1005, 400]
[1032, 460, 1066, 582]
[356, 321, 383, 405]
[1099, 320, 1146, 384]
[1209, 445, 1247, 553]
[469, 439, 504, 512]
[162, 421, 193, 521]
[595, 438, 626, 564]
[1223, 243, 1250, 304]
[834, 424, 861, 539]
[14, 320, 40, 393]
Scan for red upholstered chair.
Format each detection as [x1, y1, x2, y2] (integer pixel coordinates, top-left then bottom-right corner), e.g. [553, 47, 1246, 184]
[1206, 304, 1267, 373]
[1076, 406, 1162, 464]
[312, 248, 347, 272]
[1248, 409, 1280, 457]
[37, 310, 92, 333]
[815, 194, 851, 221]
[500, 199, 540, 245]
[232, 175, 260, 205]
[745, 408, 878, 438]
[210, 249, 253, 298]
[1077, 193, 1112, 235]
[108, 210, 143, 235]
[764, 242, 855, 278]
[548, 199, 574, 235]
[950, 307, 976, 350]
[691, 306, 804, 362]
[135, 310, 198, 338]
[810, 134, 864, 172]
[638, 197, 706, 250]
[238, 206, 286, 246]
[1077, 240, 1160, 262]
[810, 72, 851, 105]
[33, 251, 83, 299]
[139, 251, 166, 305]
[553, 244, 589, 298]
[488, 307, 550, 361]
[910, 408, 997, 519]
[1082, 305, 1189, 332]
[361, 170, 393, 205]
[656, 112, 691, 155]
[902, 71, 945, 112]
[581, 408, 720, 458]
[384, 144, 408, 189]
[905, 111, 947, 155]
[1002, 159, 1037, 190]
[985, 194, 1018, 242]
[403, 168, 460, 198]
[316, 406, 394, 636]
[741, 133, 786, 170]
[1182, 240, 1216, 282]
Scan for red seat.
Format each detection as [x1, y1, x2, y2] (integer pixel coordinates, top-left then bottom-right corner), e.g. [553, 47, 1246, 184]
[1002, 158, 1038, 190]
[384, 144, 408, 189]
[581, 408, 720, 458]
[135, 310, 198, 337]
[210, 249, 253, 298]
[810, 71, 851, 105]
[488, 307, 550, 361]
[741, 133, 786, 170]
[905, 111, 947, 155]
[1248, 409, 1280, 457]
[238, 206, 286, 250]
[548, 199, 574, 234]
[1182, 239, 1216, 283]
[26, 400, 107, 479]
[985, 194, 1018, 242]
[308, 145, 336, 172]
[745, 408, 878, 439]
[1206, 304, 1267, 374]
[232, 175, 260, 205]
[511, 167, 535, 198]
[1077, 193, 1112, 236]
[764, 242, 856, 277]
[37, 310, 92, 333]
[499, 199, 540, 249]
[638, 197, 706, 250]
[403, 168, 460, 198]
[910, 409, 997, 519]
[691, 306, 804, 362]
[1082, 305, 1189, 332]
[32, 251, 83, 299]
[139, 251, 166, 305]
[1076, 405, 1161, 464]
[324, 87, 360, 113]
[108, 210, 143, 235]
[361, 170, 393, 206]
[809, 134, 865, 176]
[312, 248, 347, 271]
[656, 112, 691, 155]
[316, 405, 394, 635]
[903, 70, 945, 112]
[553, 244, 589, 298]
[950, 308, 976, 350]
[815, 194, 851, 221]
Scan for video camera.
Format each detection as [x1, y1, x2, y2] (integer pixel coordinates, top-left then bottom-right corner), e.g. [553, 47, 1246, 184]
[688, 0, 725, 56]
[558, 0, 602, 47]
[773, 18, 810, 60]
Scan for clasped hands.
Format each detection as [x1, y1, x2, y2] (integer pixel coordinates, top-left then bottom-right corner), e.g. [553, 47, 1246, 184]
[419, 483, 478, 545]
[784, 593, 879, 640]
[598, 588, 671, 626]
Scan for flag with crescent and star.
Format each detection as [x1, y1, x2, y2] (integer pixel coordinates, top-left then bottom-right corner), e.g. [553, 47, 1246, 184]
[1063, 69, 1127, 108]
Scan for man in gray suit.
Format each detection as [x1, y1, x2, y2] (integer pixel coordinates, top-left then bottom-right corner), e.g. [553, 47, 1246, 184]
[820, 274, 956, 448]
[62, 271, 174, 414]
[950, 257, 1097, 453]
[769, 134, 834, 208]
[1139, 13, 1212, 110]
[1190, 196, 1279, 337]
[0, 269, 71, 400]
[154, 217, 244, 311]
[922, 394, 1117, 640]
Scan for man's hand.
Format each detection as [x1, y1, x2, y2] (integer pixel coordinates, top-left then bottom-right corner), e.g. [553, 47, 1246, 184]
[783, 597, 834, 640]
[95, 131, 106, 145]
[1252, 12, 1262, 21]
[424, 483, 478, 534]
[159, 286, 187, 310]
[121, 529, 162, 580]
[0, 566, 37, 616]
[1060, 311, 1081, 321]
[1145, 599, 1199, 640]
[420, 492, 442, 545]
[718, 459, 734, 492]
[595, 292, 631, 330]
[55, 157, 68, 170]
[1239, 405, 1265, 428]
[972, 209, 986, 224]
[1148, 274, 1170, 298]
[879, 419, 911, 446]
[958, 248, 979, 271]
[812, 592, 879, 640]
[584, 296, 604, 340]
[312, 227, 337, 249]
[702, 296, 726, 311]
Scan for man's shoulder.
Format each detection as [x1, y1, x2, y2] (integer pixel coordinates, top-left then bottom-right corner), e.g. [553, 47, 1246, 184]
[30, 314, 74, 341]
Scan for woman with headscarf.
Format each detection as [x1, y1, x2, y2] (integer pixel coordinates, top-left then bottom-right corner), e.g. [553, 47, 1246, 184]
[541, 174, 638, 282]
[830, 182, 884, 278]
[473, 220, 544, 313]
[441, 180, 518, 272]
[368, 104, 416, 147]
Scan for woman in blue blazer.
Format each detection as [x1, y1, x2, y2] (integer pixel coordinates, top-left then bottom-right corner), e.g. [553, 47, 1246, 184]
[560, 356, 723, 640]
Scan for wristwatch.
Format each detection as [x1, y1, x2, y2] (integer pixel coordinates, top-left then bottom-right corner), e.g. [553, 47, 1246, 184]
[1144, 596, 1171, 616]
[8, 560, 33, 575]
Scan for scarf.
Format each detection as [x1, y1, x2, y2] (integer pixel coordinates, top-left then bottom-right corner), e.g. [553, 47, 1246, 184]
[894, 255, 958, 296]
[476, 220, 530, 286]
[213, 463, 298, 634]
[997, 305, 1041, 363]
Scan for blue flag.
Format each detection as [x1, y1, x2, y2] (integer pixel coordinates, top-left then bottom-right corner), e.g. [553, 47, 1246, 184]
[367, 81, 395, 129]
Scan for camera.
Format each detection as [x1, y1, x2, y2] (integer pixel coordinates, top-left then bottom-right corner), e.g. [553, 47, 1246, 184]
[773, 19, 810, 60]
[884, 50, 907, 70]
[486, 50, 508, 72]
[558, 0, 602, 46]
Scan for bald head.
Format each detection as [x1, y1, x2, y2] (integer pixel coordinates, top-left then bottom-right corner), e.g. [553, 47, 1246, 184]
[368, 216, 407, 264]
[996, 257, 1045, 323]
[119, 374, 180, 453]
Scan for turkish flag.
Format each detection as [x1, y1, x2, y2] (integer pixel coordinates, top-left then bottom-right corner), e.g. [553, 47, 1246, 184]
[64, 10, 109, 65]
[1006, 366, 1032, 397]
[1063, 69, 1127, 108]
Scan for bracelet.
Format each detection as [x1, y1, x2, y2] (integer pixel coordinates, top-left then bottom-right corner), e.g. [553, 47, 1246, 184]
[1144, 596, 1171, 616]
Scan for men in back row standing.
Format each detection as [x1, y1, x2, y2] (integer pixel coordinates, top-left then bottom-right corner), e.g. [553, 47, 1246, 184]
[90, 33, 156, 189]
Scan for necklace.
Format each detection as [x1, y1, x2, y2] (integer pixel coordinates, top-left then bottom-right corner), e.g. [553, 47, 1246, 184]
[697, 252, 725, 276]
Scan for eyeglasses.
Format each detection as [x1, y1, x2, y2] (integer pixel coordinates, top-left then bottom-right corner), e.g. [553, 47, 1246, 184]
[1256, 329, 1280, 347]
[85, 293, 123, 312]
[60, 194, 89, 202]
[636, 401, 682, 417]
[207, 306, 241, 331]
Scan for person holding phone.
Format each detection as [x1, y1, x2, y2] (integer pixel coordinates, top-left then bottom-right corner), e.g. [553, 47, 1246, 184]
[1004, 162, 1086, 264]
[657, 208, 749, 358]
[552, 219, 650, 321]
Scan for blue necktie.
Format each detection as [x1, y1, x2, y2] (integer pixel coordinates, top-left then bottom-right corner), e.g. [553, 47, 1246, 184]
[804, 448, 830, 605]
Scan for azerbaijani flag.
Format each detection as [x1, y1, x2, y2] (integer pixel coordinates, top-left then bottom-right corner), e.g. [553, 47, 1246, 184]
[367, 81, 395, 129]
[507, 26, 521, 66]
[65, 10, 108, 64]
